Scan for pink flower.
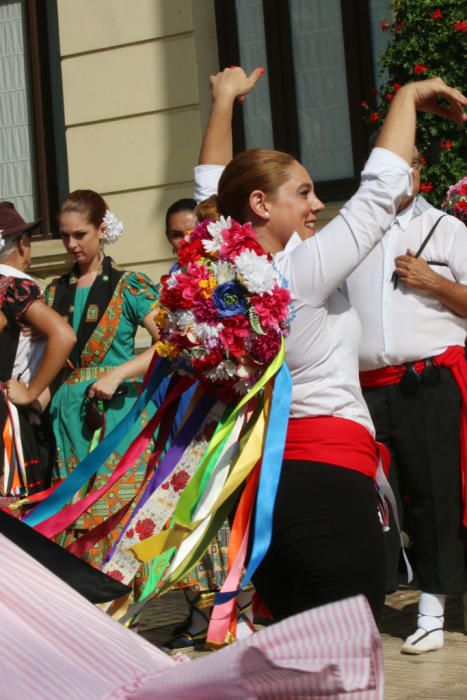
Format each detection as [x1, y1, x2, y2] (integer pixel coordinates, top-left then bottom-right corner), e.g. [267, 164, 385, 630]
[218, 221, 265, 261]
[251, 287, 291, 329]
[135, 518, 156, 540]
[413, 64, 428, 74]
[361, 100, 369, 109]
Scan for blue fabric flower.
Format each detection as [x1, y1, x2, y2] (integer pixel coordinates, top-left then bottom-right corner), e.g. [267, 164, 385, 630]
[213, 282, 248, 317]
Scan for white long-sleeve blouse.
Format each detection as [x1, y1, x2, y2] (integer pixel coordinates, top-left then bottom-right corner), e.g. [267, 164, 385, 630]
[194, 148, 412, 434]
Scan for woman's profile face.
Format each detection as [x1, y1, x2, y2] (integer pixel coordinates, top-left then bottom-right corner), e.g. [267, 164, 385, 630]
[267, 160, 325, 245]
[59, 211, 104, 266]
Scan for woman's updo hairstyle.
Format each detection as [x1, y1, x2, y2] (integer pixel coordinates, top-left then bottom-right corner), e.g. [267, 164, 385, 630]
[59, 190, 108, 228]
[218, 148, 296, 222]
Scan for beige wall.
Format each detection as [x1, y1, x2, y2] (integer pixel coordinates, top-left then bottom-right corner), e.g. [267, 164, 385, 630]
[34, 0, 219, 292]
[31, 0, 344, 348]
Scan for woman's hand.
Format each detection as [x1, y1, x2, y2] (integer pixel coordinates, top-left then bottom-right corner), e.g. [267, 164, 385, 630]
[210, 66, 264, 104]
[4, 379, 33, 406]
[400, 78, 466, 124]
[88, 372, 123, 400]
[199, 67, 264, 166]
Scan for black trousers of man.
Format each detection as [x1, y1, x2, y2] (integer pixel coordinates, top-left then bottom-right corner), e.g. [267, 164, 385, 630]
[363, 366, 466, 594]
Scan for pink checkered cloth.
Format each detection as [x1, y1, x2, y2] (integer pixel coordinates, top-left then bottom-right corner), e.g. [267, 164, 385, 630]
[0, 534, 383, 699]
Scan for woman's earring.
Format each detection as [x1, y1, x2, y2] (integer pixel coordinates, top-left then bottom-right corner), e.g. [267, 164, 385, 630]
[263, 212, 270, 220]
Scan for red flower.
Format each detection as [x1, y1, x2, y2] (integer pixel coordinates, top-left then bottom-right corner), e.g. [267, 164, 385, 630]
[441, 140, 453, 149]
[413, 64, 428, 74]
[177, 238, 206, 266]
[125, 528, 135, 539]
[419, 154, 427, 164]
[192, 348, 224, 373]
[135, 518, 156, 540]
[107, 569, 124, 582]
[170, 470, 190, 493]
[431, 9, 442, 19]
[394, 21, 405, 31]
[370, 112, 380, 122]
[453, 21, 467, 31]
[361, 100, 369, 109]
[249, 332, 281, 364]
[386, 93, 394, 102]
[379, 18, 390, 31]
[420, 182, 433, 193]
[393, 83, 401, 92]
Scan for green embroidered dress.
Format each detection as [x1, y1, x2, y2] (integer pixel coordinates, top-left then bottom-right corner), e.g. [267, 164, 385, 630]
[47, 271, 158, 479]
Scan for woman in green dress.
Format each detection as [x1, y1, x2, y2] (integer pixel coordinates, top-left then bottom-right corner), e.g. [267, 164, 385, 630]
[44, 190, 159, 570]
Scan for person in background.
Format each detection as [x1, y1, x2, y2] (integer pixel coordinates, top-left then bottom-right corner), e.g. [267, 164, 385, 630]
[342, 153, 467, 653]
[44, 190, 159, 580]
[0, 201, 75, 502]
[165, 198, 197, 273]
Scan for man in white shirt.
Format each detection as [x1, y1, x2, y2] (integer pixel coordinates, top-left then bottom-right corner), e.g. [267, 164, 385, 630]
[343, 153, 467, 654]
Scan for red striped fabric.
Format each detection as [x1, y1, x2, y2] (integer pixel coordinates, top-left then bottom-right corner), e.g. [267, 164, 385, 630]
[0, 534, 383, 699]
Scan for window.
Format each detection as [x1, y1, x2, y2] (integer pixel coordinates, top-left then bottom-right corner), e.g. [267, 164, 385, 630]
[0, 0, 68, 236]
[215, 0, 383, 201]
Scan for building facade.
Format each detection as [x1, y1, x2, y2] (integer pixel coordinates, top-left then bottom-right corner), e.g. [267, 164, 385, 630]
[1, 0, 392, 292]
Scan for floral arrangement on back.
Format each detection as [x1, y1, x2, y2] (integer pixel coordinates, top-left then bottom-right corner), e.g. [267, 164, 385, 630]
[154, 216, 292, 402]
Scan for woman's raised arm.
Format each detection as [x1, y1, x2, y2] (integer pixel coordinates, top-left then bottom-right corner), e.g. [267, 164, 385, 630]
[376, 78, 466, 164]
[198, 67, 264, 166]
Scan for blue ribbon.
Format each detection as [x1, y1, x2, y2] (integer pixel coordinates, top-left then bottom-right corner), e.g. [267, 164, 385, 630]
[24, 357, 170, 527]
[214, 362, 292, 604]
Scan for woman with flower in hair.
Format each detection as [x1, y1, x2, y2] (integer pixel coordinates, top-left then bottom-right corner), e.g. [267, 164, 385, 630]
[193, 68, 467, 624]
[44, 190, 159, 563]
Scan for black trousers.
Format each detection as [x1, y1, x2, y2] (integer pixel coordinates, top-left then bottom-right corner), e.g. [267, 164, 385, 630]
[253, 460, 385, 623]
[363, 367, 466, 594]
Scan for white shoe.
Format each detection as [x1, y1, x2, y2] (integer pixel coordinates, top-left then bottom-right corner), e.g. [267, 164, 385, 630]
[401, 627, 444, 655]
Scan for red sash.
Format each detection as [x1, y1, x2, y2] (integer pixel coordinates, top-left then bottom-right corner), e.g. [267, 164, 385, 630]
[284, 415, 390, 480]
[360, 345, 467, 527]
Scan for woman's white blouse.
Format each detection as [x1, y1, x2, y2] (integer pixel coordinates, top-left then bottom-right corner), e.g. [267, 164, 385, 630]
[194, 148, 412, 434]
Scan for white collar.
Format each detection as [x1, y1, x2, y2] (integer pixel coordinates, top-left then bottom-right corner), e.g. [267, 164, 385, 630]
[394, 199, 416, 230]
[0, 264, 33, 281]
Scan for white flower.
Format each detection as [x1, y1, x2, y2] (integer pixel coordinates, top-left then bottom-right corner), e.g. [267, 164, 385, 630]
[234, 249, 279, 294]
[0, 230, 4, 254]
[203, 216, 232, 254]
[204, 360, 237, 382]
[102, 210, 124, 244]
[174, 310, 196, 330]
[188, 322, 224, 343]
[215, 260, 236, 284]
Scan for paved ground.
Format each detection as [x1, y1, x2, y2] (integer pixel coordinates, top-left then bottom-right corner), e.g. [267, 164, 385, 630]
[138, 589, 467, 698]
